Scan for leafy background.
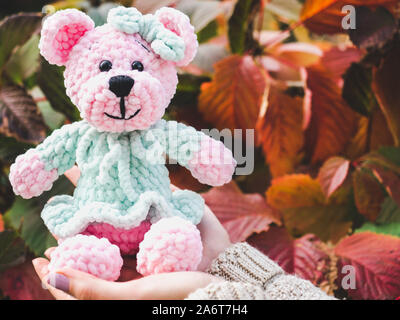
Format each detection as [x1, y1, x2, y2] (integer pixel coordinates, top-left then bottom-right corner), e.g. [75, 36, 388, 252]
[1, 0, 400, 300]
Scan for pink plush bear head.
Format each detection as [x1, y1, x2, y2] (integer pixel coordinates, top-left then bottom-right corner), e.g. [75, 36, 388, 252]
[39, 7, 198, 132]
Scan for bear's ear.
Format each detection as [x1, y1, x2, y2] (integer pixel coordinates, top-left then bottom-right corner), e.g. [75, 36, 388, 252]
[39, 9, 94, 66]
[155, 7, 198, 67]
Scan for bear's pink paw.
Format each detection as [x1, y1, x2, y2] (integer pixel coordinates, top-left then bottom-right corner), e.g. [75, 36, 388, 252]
[188, 137, 236, 186]
[48, 234, 123, 281]
[136, 217, 202, 276]
[9, 150, 58, 199]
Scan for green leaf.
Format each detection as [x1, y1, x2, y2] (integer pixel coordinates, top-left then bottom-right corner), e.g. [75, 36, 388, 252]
[4, 176, 75, 256]
[362, 146, 400, 175]
[342, 63, 377, 116]
[377, 197, 400, 224]
[228, 0, 260, 54]
[356, 222, 400, 238]
[0, 85, 47, 143]
[0, 230, 25, 272]
[0, 165, 15, 213]
[172, 74, 210, 107]
[197, 20, 218, 43]
[0, 134, 33, 163]
[0, 13, 42, 70]
[36, 58, 81, 122]
[3, 34, 40, 85]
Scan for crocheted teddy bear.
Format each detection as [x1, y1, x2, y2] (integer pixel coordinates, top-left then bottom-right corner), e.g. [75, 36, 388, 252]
[9, 6, 236, 281]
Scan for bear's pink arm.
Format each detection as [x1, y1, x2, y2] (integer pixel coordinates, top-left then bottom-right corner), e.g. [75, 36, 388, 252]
[159, 120, 236, 186]
[9, 121, 90, 199]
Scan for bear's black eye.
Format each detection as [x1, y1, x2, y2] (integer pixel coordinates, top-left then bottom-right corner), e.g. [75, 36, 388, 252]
[99, 60, 112, 72]
[131, 61, 144, 72]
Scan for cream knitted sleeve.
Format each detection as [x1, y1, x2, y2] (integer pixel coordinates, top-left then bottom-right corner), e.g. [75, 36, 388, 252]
[186, 242, 336, 300]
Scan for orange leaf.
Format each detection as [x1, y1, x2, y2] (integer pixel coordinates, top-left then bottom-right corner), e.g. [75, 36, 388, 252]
[305, 63, 358, 163]
[267, 174, 354, 242]
[256, 86, 304, 177]
[300, 0, 399, 34]
[318, 157, 350, 198]
[202, 181, 281, 243]
[198, 55, 268, 131]
[335, 232, 400, 300]
[0, 215, 3, 232]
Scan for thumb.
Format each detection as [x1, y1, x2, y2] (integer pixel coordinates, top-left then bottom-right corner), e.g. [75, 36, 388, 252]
[48, 268, 126, 300]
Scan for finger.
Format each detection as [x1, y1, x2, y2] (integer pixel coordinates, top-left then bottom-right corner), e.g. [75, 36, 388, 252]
[44, 247, 56, 260]
[122, 271, 221, 300]
[51, 267, 128, 300]
[32, 258, 75, 300]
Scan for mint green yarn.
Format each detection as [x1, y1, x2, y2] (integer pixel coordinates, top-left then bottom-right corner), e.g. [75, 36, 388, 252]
[38, 120, 205, 239]
[107, 6, 185, 62]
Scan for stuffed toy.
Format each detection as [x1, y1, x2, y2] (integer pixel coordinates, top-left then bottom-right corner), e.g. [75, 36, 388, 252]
[9, 6, 236, 281]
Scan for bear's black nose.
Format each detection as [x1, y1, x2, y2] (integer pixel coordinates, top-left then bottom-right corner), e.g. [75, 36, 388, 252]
[109, 75, 134, 97]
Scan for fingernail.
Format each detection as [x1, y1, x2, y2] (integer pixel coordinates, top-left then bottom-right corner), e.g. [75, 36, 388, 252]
[47, 273, 69, 293]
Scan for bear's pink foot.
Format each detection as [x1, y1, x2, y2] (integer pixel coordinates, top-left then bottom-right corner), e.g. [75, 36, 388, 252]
[48, 234, 123, 281]
[136, 217, 202, 276]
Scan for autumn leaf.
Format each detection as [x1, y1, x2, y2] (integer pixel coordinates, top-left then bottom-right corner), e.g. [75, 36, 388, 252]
[318, 157, 350, 198]
[0, 260, 53, 300]
[266, 174, 355, 242]
[0, 230, 25, 272]
[377, 197, 400, 224]
[300, 0, 399, 35]
[0, 85, 47, 143]
[202, 181, 281, 243]
[335, 232, 400, 300]
[319, 46, 363, 82]
[248, 226, 337, 295]
[256, 85, 304, 177]
[305, 63, 358, 164]
[198, 55, 268, 131]
[342, 63, 377, 117]
[352, 167, 386, 222]
[348, 6, 397, 49]
[372, 41, 400, 147]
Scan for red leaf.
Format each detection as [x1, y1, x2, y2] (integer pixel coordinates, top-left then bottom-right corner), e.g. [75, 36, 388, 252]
[0, 260, 53, 300]
[198, 55, 268, 131]
[335, 232, 400, 300]
[202, 181, 281, 243]
[248, 226, 337, 294]
[318, 157, 350, 198]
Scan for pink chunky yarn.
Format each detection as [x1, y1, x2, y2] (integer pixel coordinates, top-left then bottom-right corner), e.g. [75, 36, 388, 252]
[137, 217, 203, 276]
[48, 235, 123, 281]
[9, 150, 58, 199]
[82, 221, 151, 254]
[188, 136, 236, 186]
